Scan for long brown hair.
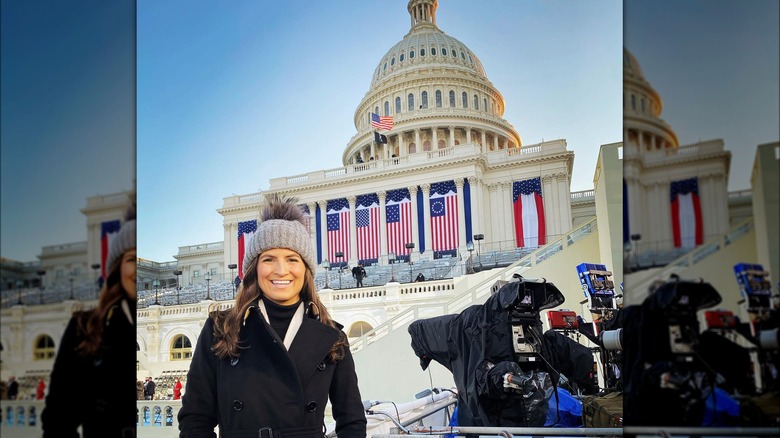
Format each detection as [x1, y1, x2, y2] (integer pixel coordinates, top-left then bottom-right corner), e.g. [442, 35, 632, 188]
[75, 260, 131, 356]
[211, 257, 347, 363]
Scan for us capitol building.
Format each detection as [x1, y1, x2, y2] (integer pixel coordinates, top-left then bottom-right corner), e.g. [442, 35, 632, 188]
[2, 0, 776, 435]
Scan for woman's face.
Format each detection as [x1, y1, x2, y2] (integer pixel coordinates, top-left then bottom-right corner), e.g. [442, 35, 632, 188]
[121, 249, 137, 300]
[256, 248, 307, 306]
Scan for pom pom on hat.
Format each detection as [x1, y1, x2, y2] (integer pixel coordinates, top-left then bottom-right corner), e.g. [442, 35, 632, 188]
[242, 194, 315, 274]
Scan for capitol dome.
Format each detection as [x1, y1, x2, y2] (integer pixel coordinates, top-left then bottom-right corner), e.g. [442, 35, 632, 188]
[344, 0, 522, 165]
[623, 47, 679, 153]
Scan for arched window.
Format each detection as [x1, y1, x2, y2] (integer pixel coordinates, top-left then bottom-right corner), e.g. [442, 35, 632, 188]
[484, 98, 488, 113]
[442, 48, 448, 56]
[395, 97, 401, 114]
[383, 62, 387, 71]
[347, 321, 375, 338]
[449, 90, 455, 107]
[630, 95, 636, 110]
[400, 53, 405, 62]
[421, 91, 428, 109]
[423, 140, 432, 151]
[170, 335, 193, 360]
[375, 106, 379, 116]
[435, 90, 442, 108]
[438, 139, 446, 149]
[473, 94, 479, 110]
[384, 101, 390, 116]
[462, 92, 468, 108]
[452, 48, 457, 58]
[408, 93, 415, 111]
[461, 51, 466, 60]
[431, 47, 436, 56]
[390, 57, 395, 66]
[420, 47, 426, 57]
[34, 335, 56, 360]
[409, 50, 415, 59]
[409, 143, 417, 154]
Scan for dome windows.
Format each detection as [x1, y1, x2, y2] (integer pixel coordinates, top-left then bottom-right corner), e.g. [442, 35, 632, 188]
[435, 90, 442, 108]
[395, 97, 401, 114]
[452, 48, 457, 58]
[384, 101, 390, 116]
[408, 93, 415, 111]
[420, 48, 426, 57]
[421, 91, 429, 109]
[431, 47, 436, 56]
[461, 51, 466, 60]
[391, 57, 395, 66]
[473, 94, 479, 110]
[442, 48, 448, 56]
[449, 90, 455, 107]
[400, 53, 405, 62]
[484, 98, 488, 113]
[410, 50, 415, 59]
[383, 62, 387, 71]
[462, 92, 468, 108]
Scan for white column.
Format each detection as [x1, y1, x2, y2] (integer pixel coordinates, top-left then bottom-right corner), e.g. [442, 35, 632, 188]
[488, 183, 500, 249]
[481, 130, 487, 152]
[432, 126, 438, 149]
[449, 126, 455, 148]
[455, 178, 466, 251]
[348, 195, 357, 265]
[307, 202, 318, 265]
[466, 127, 472, 144]
[409, 185, 420, 253]
[468, 176, 483, 242]
[415, 129, 421, 152]
[378, 191, 388, 262]
[398, 132, 405, 157]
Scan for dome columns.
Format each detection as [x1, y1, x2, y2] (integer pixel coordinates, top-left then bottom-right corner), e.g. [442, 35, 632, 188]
[408, 0, 438, 28]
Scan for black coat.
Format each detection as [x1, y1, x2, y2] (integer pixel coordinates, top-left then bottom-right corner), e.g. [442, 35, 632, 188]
[41, 299, 137, 438]
[178, 303, 366, 438]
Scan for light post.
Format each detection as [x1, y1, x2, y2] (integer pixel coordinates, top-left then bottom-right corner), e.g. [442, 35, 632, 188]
[630, 234, 642, 270]
[173, 270, 182, 304]
[68, 271, 75, 300]
[91, 263, 100, 298]
[37, 270, 45, 304]
[388, 252, 396, 282]
[466, 241, 475, 274]
[205, 271, 212, 300]
[228, 264, 237, 298]
[322, 259, 330, 289]
[152, 279, 160, 305]
[405, 242, 415, 282]
[473, 234, 484, 269]
[335, 252, 344, 289]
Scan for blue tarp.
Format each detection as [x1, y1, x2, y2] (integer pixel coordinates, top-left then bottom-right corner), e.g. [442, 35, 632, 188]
[545, 388, 583, 427]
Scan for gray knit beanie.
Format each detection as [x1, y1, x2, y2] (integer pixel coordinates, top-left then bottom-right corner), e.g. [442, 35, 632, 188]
[242, 195, 315, 274]
[107, 219, 136, 274]
[107, 200, 136, 275]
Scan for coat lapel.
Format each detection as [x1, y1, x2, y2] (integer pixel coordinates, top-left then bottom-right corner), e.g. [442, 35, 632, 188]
[288, 318, 340, 387]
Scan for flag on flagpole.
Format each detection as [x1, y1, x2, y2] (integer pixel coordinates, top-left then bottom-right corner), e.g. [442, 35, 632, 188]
[513, 178, 546, 248]
[327, 198, 351, 264]
[386, 189, 413, 257]
[356, 194, 380, 262]
[429, 181, 459, 252]
[237, 219, 257, 279]
[371, 113, 393, 131]
[100, 219, 121, 280]
[670, 177, 703, 248]
[374, 131, 388, 144]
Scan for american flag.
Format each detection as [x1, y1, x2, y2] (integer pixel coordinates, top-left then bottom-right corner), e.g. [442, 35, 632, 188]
[513, 177, 546, 248]
[327, 198, 350, 265]
[100, 219, 121, 280]
[371, 112, 393, 131]
[386, 189, 412, 257]
[237, 219, 257, 278]
[356, 194, 380, 262]
[429, 181, 459, 252]
[670, 177, 702, 248]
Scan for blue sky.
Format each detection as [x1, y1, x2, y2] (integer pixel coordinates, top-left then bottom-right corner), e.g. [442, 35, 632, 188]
[137, 0, 623, 262]
[1, 0, 135, 262]
[624, 0, 779, 191]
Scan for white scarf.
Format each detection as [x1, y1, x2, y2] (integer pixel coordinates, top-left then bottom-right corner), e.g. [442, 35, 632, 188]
[258, 300, 304, 350]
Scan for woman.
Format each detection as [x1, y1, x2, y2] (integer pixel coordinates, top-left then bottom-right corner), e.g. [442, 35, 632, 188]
[36, 378, 46, 400]
[179, 195, 366, 437]
[173, 376, 183, 400]
[42, 206, 136, 438]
